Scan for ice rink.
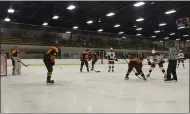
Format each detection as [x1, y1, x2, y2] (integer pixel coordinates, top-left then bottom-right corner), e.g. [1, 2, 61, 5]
[1, 61, 189, 113]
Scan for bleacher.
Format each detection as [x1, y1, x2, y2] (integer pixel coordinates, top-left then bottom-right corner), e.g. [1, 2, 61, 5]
[0, 37, 44, 45]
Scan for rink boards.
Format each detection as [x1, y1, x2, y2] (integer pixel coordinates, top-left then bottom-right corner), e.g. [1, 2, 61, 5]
[7, 59, 190, 66]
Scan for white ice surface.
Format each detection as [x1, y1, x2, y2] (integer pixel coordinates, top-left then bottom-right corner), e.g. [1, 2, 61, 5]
[1, 62, 189, 113]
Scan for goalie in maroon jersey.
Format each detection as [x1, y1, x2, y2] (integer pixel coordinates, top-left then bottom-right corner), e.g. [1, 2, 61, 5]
[146, 50, 166, 78]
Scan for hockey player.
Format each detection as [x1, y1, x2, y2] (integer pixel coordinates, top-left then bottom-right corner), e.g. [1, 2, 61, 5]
[125, 55, 147, 80]
[80, 49, 90, 72]
[146, 50, 166, 78]
[43, 43, 59, 84]
[89, 51, 99, 71]
[177, 50, 185, 68]
[11, 46, 21, 75]
[106, 48, 117, 72]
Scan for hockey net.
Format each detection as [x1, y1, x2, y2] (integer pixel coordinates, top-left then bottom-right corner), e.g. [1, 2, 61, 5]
[1, 54, 7, 76]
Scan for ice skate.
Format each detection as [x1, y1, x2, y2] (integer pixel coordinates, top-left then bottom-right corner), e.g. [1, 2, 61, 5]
[146, 74, 150, 78]
[141, 75, 147, 81]
[125, 74, 129, 80]
[164, 74, 167, 79]
[171, 78, 178, 82]
[46, 76, 54, 84]
[164, 78, 171, 82]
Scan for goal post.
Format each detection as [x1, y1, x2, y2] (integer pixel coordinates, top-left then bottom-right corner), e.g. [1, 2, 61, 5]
[1, 54, 7, 76]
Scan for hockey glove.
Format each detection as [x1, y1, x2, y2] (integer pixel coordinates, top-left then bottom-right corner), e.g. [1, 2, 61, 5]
[148, 61, 151, 65]
[161, 60, 165, 63]
[135, 73, 139, 76]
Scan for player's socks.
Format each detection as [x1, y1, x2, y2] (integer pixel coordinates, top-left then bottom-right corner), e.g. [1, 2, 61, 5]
[80, 68, 82, 72]
[112, 66, 114, 72]
[108, 66, 111, 72]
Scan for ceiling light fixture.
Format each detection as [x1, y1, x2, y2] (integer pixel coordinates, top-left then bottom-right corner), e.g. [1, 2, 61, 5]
[176, 38, 180, 41]
[8, 8, 14, 13]
[154, 30, 161, 33]
[118, 31, 124, 34]
[136, 34, 141, 36]
[133, 2, 145, 7]
[114, 24, 120, 28]
[160, 40, 163, 42]
[136, 17, 144, 22]
[151, 36, 156, 38]
[164, 37, 169, 40]
[183, 35, 189, 37]
[187, 40, 190, 42]
[165, 9, 176, 15]
[136, 27, 142, 31]
[73, 26, 78, 29]
[122, 36, 126, 39]
[178, 26, 185, 29]
[42, 22, 48, 26]
[98, 18, 101, 22]
[4, 17, 10, 22]
[106, 12, 115, 17]
[67, 5, 76, 10]
[159, 23, 167, 26]
[169, 33, 175, 36]
[87, 20, 93, 24]
[52, 15, 59, 20]
[66, 31, 71, 34]
[98, 29, 103, 32]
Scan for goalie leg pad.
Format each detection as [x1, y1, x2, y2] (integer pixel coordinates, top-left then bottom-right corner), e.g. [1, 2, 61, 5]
[17, 62, 21, 75]
[13, 61, 19, 75]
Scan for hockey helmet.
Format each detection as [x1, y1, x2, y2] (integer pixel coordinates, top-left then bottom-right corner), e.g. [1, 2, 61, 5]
[179, 50, 182, 52]
[86, 49, 90, 52]
[152, 50, 156, 54]
[110, 48, 113, 50]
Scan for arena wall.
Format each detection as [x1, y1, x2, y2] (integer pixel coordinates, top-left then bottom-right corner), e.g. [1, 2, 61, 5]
[7, 59, 189, 66]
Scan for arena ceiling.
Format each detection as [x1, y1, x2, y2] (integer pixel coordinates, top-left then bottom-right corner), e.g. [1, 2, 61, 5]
[0, 1, 190, 41]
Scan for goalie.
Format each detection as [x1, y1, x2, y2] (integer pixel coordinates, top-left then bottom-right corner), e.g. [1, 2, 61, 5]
[11, 46, 21, 75]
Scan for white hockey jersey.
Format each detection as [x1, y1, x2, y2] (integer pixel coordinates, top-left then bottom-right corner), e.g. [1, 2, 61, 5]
[178, 52, 185, 59]
[147, 53, 165, 64]
[106, 51, 116, 61]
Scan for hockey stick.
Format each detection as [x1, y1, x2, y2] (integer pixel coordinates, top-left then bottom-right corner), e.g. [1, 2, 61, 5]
[88, 66, 100, 73]
[20, 61, 30, 67]
[55, 65, 63, 70]
[123, 59, 144, 80]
